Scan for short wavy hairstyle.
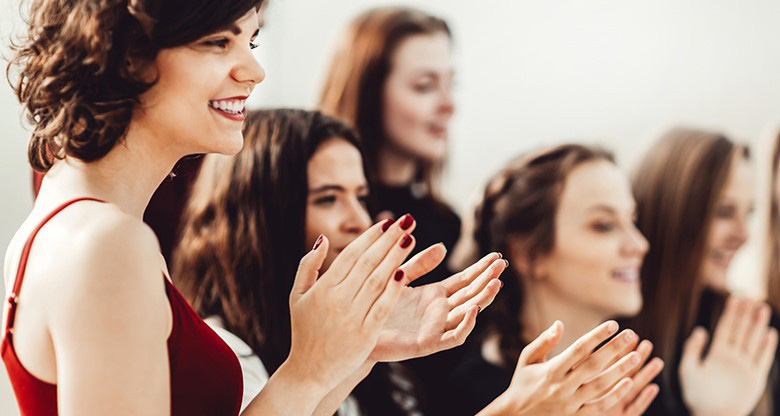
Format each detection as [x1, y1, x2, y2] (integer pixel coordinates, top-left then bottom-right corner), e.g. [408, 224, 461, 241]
[9, 0, 264, 172]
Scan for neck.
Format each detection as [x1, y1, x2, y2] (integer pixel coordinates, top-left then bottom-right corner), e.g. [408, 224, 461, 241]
[36, 119, 185, 218]
[377, 144, 418, 186]
[520, 283, 609, 357]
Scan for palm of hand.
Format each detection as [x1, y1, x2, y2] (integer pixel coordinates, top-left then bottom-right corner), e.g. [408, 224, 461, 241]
[370, 282, 450, 361]
[680, 346, 762, 416]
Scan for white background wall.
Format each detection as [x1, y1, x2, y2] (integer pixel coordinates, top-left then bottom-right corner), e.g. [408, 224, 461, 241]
[3, 0, 780, 412]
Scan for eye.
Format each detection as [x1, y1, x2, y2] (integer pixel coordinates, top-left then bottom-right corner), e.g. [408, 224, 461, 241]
[313, 195, 336, 206]
[249, 40, 259, 50]
[203, 38, 229, 49]
[358, 195, 370, 207]
[591, 222, 616, 233]
[716, 205, 735, 218]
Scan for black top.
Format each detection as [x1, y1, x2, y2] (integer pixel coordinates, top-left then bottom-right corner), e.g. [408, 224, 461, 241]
[371, 183, 461, 286]
[448, 342, 513, 416]
[644, 288, 780, 416]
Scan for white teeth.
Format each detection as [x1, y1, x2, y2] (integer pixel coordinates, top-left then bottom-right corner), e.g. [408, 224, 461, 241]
[209, 99, 245, 115]
[612, 268, 639, 282]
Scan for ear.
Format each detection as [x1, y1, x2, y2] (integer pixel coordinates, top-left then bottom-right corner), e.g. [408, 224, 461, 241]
[506, 235, 540, 279]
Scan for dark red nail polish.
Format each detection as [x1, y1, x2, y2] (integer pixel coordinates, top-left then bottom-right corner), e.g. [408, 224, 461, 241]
[381, 218, 395, 232]
[400, 214, 415, 230]
[312, 235, 323, 251]
[400, 234, 413, 249]
[394, 270, 404, 281]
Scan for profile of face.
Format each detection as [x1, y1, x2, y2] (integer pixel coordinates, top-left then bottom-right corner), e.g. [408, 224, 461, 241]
[382, 31, 455, 163]
[701, 154, 754, 290]
[305, 138, 373, 270]
[137, 9, 265, 157]
[526, 160, 649, 318]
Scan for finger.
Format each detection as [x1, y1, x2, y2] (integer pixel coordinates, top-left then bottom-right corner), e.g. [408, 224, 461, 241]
[755, 328, 779, 373]
[448, 257, 506, 309]
[290, 235, 329, 300]
[712, 296, 739, 347]
[744, 303, 771, 355]
[574, 351, 641, 401]
[320, 219, 392, 286]
[445, 278, 501, 331]
[399, 243, 447, 284]
[549, 321, 619, 375]
[518, 320, 564, 366]
[622, 384, 660, 416]
[362, 264, 406, 331]
[440, 252, 503, 296]
[732, 298, 756, 347]
[567, 329, 639, 385]
[339, 215, 417, 295]
[436, 305, 480, 354]
[625, 357, 664, 402]
[679, 327, 708, 377]
[353, 234, 416, 311]
[579, 378, 633, 415]
[592, 331, 641, 372]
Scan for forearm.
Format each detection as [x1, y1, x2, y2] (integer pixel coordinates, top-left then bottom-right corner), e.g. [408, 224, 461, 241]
[312, 360, 376, 416]
[241, 360, 330, 416]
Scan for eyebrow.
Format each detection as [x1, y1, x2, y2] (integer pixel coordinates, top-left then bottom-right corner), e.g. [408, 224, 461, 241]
[309, 184, 368, 194]
[586, 204, 618, 214]
[218, 23, 260, 39]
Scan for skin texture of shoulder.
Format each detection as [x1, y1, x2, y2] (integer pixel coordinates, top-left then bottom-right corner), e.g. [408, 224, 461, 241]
[6, 201, 173, 415]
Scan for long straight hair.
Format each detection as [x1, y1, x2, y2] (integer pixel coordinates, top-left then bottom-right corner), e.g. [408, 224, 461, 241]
[172, 109, 364, 374]
[765, 131, 780, 311]
[318, 6, 451, 198]
[629, 127, 750, 402]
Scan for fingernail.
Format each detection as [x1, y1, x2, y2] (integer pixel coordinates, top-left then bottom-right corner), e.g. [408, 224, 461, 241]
[477, 306, 482, 314]
[381, 218, 395, 232]
[400, 234, 413, 249]
[503, 259, 509, 267]
[499, 279, 504, 289]
[400, 214, 415, 230]
[630, 353, 641, 365]
[607, 321, 618, 332]
[497, 252, 503, 259]
[394, 270, 405, 281]
[312, 234, 323, 251]
[623, 330, 637, 344]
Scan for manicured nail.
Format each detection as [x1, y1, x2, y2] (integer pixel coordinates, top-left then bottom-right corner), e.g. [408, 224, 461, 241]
[497, 252, 503, 259]
[623, 330, 637, 344]
[400, 234, 413, 249]
[607, 321, 619, 332]
[399, 214, 415, 230]
[503, 259, 509, 267]
[499, 279, 504, 289]
[394, 270, 405, 281]
[381, 218, 395, 232]
[312, 235, 323, 251]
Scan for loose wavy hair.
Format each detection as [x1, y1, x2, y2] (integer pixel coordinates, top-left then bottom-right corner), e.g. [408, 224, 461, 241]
[9, 0, 263, 172]
[472, 144, 614, 366]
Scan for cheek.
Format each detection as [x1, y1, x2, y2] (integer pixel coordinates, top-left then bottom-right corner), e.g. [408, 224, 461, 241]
[706, 221, 730, 249]
[384, 91, 429, 139]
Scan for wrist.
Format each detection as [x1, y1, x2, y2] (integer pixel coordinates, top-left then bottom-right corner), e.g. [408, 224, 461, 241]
[478, 391, 523, 416]
[275, 358, 332, 398]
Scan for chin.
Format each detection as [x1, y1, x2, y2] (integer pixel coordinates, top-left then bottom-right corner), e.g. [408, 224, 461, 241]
[609, 294, 643, 318]
[210, 132, 245, 155]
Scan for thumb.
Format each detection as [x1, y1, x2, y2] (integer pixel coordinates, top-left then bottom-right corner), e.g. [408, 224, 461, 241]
[291, 234, 329, 301]
[518, 320, 564, 366]
[680, 326, 708, 375]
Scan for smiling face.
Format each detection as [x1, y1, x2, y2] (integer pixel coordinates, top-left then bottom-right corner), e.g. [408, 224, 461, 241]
[382, 31, 454, 162]
[305, 138, 373, 270]
[135, 9, 265, 157]
[701, 153, 754, 290]
[530, 160, 649, 318]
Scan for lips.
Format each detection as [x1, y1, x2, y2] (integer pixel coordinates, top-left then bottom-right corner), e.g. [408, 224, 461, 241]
[612, 267, 640, 283]
[208, 96, 247, 122]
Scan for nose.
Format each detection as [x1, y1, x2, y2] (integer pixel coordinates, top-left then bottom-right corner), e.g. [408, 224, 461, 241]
[623, 225, 650, 258]
[232, 48, 265, 88]
[439, 85, 455, 115]
[730, 214, 750, 248]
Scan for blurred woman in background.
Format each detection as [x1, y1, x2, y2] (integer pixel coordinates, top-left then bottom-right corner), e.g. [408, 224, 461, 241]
[630, 127, 778, 415]
[450, 144, 663, 416]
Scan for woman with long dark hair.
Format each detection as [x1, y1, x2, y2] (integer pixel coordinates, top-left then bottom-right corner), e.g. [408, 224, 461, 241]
[630, 128, 778, 415]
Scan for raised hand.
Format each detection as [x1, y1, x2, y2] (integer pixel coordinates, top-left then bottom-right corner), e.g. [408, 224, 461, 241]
[480, 321, 651, 415]
[679, 296, 778, 416]
[283, 215, 419, 393]
[602, 340, 664, 416]
[370, 243, 506, 361]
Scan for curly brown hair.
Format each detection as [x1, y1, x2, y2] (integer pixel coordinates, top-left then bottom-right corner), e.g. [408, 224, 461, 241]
[9, 0, 264, 172]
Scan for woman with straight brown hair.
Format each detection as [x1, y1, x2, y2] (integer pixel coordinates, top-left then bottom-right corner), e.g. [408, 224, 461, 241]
[630, 127, 779, 415]
[450, 144, 664, 416]
[319, 6, 458, 286]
